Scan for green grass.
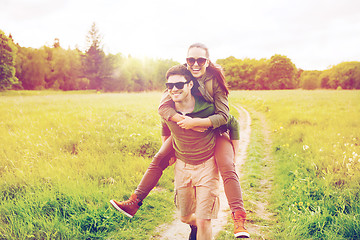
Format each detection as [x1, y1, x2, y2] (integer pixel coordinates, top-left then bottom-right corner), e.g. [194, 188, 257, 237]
[0, 91, 175, 239]
[215, 106, 271, 239]
[230, 90, 360, 239]
[2, 90, 359, 239]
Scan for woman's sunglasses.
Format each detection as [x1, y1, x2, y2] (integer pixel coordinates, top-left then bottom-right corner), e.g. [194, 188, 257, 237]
[166, 80, 191, 90]
[186, 57, 207, 67]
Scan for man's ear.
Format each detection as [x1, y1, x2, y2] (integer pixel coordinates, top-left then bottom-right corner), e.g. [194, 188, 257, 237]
[189, 80, 194, 89]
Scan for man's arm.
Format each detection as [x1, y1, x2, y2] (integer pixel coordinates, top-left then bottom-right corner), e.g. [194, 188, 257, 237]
[158, 90, 178, 121]
[161, 135, 170, 144]
[161, 121, 176, 165]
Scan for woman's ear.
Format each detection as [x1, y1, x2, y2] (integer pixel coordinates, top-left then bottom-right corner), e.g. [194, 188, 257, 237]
[205, 59, 210, 68]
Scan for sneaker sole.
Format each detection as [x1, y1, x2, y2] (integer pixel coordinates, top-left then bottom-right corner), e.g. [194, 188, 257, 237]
[110, 200, 134, 218]
[235, 232, 250, 238]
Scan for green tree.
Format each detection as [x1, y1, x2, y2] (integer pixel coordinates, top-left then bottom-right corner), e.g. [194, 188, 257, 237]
[103, 55, 178, 92]
[83, 22, 106, 90]
[66, 49, 89, 90]
[319, 70, 331, 88]
[43, 46, 87, 90]
[267, 54, 297, 89]
[122, 56, 145, 92]
[151, 59, 179, 90]
[102, 53, 125, 92]
[328, 62, 360, 89]
[217, 56, 268, 90]
[217, 57, 246, 89]
[15, 47, 47, 90]
[0, 30, 20, 90]
[300, 71, 321, 90]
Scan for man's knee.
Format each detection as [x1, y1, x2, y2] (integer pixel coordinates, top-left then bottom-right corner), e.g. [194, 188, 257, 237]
[180, 214, 193, 224]
[196, 218, 211, 229]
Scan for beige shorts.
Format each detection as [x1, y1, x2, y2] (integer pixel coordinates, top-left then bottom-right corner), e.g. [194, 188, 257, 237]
[174, 157, 220, 219]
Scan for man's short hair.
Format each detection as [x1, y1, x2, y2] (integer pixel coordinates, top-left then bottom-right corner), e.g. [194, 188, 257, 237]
[166, 65, 194, 82]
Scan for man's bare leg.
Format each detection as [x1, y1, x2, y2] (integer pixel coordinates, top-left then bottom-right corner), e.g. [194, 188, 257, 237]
[196, 218, 211, 240]
[181, 213, 196, 226]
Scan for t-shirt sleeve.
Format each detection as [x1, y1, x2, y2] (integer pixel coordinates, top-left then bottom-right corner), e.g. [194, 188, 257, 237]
[161, 120, 171, 137]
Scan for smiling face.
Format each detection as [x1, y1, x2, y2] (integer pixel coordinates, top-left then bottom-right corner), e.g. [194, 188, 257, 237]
[186, 47, 209, 79]
[167, 75, 193, 103]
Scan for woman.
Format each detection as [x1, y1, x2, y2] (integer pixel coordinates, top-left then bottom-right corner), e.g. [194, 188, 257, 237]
[110, 43, 249, 238]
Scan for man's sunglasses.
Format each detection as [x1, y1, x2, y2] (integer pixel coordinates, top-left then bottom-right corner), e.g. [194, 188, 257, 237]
[186, 57, 207, 67]
[166, 80, 191, 90]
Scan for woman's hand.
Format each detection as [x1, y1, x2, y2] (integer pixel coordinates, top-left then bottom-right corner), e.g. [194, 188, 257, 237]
[191, 126, 208, 132]
[231, 139, 240, 163]
[177, 115, 211, 132]
[177, 115, 197, 129]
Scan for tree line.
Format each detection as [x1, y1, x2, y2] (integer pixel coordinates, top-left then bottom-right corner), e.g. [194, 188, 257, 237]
[218, 56, 360, 90]
[1, 24, 360, 91]
[0, 24, 178, 92]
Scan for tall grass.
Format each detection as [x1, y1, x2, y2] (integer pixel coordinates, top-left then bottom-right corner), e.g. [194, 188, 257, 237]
[0, 92, 175, 239]
[230, 90, 360, 239]
[2, 90, 359, 239]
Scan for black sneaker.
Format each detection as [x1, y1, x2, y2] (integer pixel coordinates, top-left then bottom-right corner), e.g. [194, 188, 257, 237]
[189, 225, 197, 240]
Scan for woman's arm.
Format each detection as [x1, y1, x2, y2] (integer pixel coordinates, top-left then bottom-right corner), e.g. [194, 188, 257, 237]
[207, 79, 229, 128]
[161, 121, 176, 165]
[227, 115, 240, 161]
[158, 74, 229, 130]
[177, 78, 229, 130]
[177, 115, 212, 129]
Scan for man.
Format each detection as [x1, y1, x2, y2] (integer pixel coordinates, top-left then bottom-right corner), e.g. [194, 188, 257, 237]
[162, 65, 220, 240]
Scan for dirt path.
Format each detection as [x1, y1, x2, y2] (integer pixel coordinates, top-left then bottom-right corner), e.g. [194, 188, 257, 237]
[151, 106, 272, 239]
[241, 110, 275, 240]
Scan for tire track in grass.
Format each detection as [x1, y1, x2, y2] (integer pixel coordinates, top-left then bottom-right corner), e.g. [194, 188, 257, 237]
[236, 107, 275, 240]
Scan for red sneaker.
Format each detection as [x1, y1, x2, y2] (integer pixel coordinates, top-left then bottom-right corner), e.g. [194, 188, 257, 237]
[232, 211, 250, 238]
[110, 194, 142, 218]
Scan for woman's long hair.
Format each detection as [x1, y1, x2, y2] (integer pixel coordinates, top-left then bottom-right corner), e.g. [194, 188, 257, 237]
[188, 43, 229, 96]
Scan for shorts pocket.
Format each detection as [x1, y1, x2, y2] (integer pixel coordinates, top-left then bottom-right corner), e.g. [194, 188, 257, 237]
[174, 190, 179, 209]
[210, 196, 220, 218]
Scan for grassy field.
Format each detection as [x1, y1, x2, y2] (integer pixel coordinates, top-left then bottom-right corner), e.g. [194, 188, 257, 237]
[230, 90, 360, 239]
[0, 91, 175, 239]
[1, 90, 359, 239]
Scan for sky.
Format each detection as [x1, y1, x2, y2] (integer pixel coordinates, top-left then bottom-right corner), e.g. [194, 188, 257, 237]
[1, 0, 360, 70]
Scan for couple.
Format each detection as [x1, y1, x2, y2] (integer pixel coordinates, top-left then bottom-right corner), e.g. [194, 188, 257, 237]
[111, 43, 250, 239]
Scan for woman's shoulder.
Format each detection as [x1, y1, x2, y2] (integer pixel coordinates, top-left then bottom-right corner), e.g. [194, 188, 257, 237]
[203, 70, 215, 82]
